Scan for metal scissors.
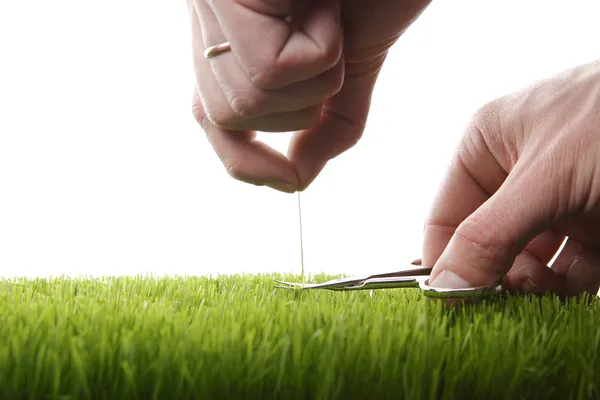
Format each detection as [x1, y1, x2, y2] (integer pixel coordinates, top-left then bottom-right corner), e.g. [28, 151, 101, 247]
[274, 259, 504, 300]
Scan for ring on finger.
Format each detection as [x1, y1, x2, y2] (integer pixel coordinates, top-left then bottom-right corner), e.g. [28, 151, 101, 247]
[204, 41, 231, 59]
[203, 15, 294, 60]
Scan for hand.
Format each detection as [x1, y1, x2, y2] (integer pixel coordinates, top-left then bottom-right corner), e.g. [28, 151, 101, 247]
[424, 59, 600, 298]
[187, 0, 432, 192]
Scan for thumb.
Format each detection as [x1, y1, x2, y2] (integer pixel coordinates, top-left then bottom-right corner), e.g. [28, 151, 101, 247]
[428, 170, 555, 289]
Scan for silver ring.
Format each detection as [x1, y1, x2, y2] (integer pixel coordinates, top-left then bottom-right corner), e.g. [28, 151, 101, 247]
[203, 41, 231, 59]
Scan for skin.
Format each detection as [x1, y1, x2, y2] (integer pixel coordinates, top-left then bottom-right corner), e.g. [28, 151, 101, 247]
[187, 0, 432, 192]
[188, 1, 600, 297]
[424, 60, 600, 298]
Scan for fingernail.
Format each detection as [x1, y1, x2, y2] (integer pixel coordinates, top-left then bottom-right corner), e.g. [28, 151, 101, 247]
[522, 278, 545, 295]
[411, 258, 422, 266]
[429, 270, 470, 289]
[266, 182, 297, 193]
[564, 258, 600, 296]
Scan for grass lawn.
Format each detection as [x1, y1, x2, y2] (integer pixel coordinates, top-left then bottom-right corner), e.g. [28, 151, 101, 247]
[0, 273, 598, 399]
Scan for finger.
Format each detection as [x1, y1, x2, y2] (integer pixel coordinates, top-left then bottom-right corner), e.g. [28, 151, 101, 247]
[422, 158, 494, 270]
[287, 79, 372, 190]
[192, 90, 299, 191]
[521, 230, 566, 266]
[423, 230, 564, 294]
[423, 101, 561, 289]
[501, 230, 565, 294]
[196, 0, 343, 118]
[428, 162, 558, 289]
[188, 0, 299, 191]
[502, 247, 562, 295]
[192, 0, 325, 129]
[550, 238, 600, 298]
[422, 114, 509, 269]
[210, 51, 344, 118]
[206, 0, 343, 89]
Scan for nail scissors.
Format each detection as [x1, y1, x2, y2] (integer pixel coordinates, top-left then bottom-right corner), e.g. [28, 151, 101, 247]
[274, 260, 504, 300]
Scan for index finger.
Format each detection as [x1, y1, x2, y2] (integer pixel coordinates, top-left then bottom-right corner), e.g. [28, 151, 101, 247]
[422, 157, 495, 268]
[422, 122, 508, 277]
[203, 0, 342, 89]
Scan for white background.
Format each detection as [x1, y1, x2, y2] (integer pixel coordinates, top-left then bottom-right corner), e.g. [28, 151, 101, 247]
[1, 1, 599, 278]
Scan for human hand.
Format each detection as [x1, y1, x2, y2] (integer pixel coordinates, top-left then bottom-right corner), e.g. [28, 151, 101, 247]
[187, 0, 432, 192]
[424, 59, 600, 298]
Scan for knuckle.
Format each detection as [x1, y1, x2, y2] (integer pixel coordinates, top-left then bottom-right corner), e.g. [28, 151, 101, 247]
[191, 102, 210, 131]
[468, 98, 504, 135]
[459, 119, 488, 166]
[201, 100, 245, 131]
[247, 64, 279, 89]
[192, 93, 237, 130]
[320, 37, 343, 71]
[222, 156, 248, 182]
[203, 106, 227, 129]
[227, 90, 264, 118]
[454, 212, 508, 262]
[308, 40, 343, 77]
[462, 96, 519, 170]
[191, 100, 235, 132]
[247, 37, 343, 89]
[302, 42, 343, 82]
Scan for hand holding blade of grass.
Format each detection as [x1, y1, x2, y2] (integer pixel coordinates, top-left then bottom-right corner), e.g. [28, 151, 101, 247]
[188, 0, 433, 192]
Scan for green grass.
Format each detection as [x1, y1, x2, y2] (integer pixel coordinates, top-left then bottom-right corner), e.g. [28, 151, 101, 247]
[0, 273, 598, 400]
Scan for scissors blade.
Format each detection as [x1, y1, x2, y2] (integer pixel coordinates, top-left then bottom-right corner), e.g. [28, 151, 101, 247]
[342, 276, 425, 290]
[274, 275, 367, 290]
[273, 264, 433, 290]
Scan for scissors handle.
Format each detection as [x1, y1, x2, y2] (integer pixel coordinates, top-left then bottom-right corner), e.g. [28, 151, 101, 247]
[406, 259, 504, 299]
[342, 276, 503, 300]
